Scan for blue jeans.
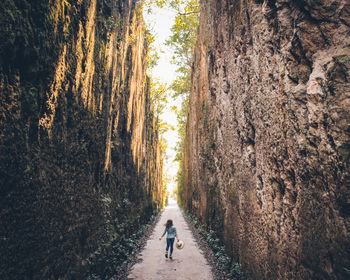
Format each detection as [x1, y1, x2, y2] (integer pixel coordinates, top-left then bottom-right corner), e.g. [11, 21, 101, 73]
[166, 238, 175, 255]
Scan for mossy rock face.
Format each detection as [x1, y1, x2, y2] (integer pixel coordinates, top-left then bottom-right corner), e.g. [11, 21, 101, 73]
[205, 180, 225, 238]
[0, 1, 163, 279]
[333, 54, 350, 67]
[339, 142, 350, 162]
[181, 0, 350, 279]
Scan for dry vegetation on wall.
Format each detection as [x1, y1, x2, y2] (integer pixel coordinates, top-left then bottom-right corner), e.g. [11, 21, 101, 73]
[0, 0, 163, 279]
[181, 0, 350, 279]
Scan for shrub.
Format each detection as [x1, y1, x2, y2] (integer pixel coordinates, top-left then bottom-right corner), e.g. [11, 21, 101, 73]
[183, 210, 246, 280]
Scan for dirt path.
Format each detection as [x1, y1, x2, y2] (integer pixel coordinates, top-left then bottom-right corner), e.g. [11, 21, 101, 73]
[127, 199, 214, 280]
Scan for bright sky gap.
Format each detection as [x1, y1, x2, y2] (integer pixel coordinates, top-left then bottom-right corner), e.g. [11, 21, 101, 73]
[143, 5, 180, 196]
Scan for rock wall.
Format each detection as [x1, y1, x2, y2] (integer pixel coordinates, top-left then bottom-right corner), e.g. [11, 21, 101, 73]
[0, 0, 163, 278]
[182, 0, 350, 279]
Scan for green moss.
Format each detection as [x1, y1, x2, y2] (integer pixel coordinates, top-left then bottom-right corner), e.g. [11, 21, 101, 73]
[339, 142, 350, 163]
[203, 101, 208, 128]
[333, 54, 350, 67]
[183, 209, 245, 279]
[205, 181, 225, 238]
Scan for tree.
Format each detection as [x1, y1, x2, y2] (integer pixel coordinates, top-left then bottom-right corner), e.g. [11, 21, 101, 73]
[165, 0, 199, 158]
[165, 0, 199, 206]
[142, 0, 199, 203]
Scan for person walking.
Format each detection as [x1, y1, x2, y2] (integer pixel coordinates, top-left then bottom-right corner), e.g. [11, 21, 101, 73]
[159, 219, 179, 260]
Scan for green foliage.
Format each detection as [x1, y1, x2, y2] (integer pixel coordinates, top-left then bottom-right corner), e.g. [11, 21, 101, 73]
[86, 221, 156, 279]
[148, 77, 174, 157]
[164, 0, 199, 101]
[142, 0, 199, 208]
[105, 16, 120, 32]
[144, 0, 199, 96]
[166, 0, 199, 71]
[183, 210, 246, 280]
[144, 0, 164, 9]
[62, 0, 71, 15]
[144, 16, 175, 196]
[162, 1, 199, 200]
[173, 95, 189, 206]
[173, 95, 189, 161]
[145, 29, 160, 70]
[86, 195, 160, 280]
[63, 0, 71, 8]
[149, 78, 168, 118]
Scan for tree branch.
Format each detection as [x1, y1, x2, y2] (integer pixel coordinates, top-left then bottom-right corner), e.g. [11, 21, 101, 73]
[178, 11, 200, 16]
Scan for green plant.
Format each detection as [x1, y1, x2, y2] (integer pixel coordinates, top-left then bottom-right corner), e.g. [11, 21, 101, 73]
[106, 16, 120, 32]
[183, 210, 246, 280]
[61, 0, 71, 17]
[86, 209, 160, 280]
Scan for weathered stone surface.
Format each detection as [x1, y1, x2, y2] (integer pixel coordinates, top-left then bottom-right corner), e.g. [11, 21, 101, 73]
[0, 0, 163, 278]
[181, 0, 350, 279]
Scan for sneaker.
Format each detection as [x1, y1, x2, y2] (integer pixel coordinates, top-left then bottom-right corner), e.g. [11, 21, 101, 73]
[169, 255, 173, 260]
[165, 252, 168, 258]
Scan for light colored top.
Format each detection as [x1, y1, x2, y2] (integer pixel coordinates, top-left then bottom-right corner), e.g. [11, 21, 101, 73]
[162, 226, 177, 239]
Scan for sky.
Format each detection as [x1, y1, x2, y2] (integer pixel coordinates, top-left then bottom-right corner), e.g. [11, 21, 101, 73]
[143, 5, 181, 195]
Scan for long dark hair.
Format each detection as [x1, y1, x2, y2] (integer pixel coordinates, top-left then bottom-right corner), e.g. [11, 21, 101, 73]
[164, 219, 173, 228]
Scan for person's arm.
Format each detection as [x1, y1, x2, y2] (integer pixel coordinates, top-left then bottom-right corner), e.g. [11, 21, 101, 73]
[159, 228, 167, 240]
[175, 228, 179, 241]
